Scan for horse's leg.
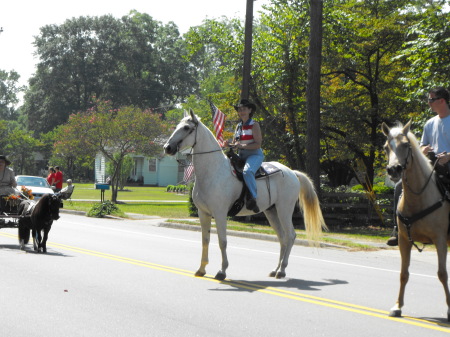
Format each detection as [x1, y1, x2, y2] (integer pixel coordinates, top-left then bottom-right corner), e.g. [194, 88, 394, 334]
[214, 214, 229, 281]
[18, 226, 25, 250]
[32, 229, 38, 251]
[35, 229, 43, 253]
[264, 207, 284, 277]
[195, 209, 212, 278]
[434, 237, 450, 321]
[41, 226, 50, 253]
[389, 234, 412, 317]
[264, 206, 296, 279]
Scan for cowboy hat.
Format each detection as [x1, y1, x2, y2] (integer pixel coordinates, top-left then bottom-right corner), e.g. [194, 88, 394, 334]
[0, 155, 11, 165]
[233, 99, 256, 112]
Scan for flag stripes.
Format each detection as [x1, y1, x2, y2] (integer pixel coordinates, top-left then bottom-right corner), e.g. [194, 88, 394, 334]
[210, 102, 226, 146]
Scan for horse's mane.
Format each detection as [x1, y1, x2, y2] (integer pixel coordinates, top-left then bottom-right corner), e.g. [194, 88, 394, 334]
[186, 114, 223, 149]
[391, 123, 433, 174]
[33, 193, 51, 216]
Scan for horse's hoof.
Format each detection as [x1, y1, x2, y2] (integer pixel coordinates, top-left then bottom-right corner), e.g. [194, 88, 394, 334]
[269, 271, 276, 277]
[194, 270, 206, 277]
[389, 309, 402, 317]
[275, 271, 286, 279]
[214, 272, 226, 281]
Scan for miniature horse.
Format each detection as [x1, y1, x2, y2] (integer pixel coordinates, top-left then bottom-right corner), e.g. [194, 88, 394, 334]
[382, 121, 450, 320]
[18, 193, 61, 253]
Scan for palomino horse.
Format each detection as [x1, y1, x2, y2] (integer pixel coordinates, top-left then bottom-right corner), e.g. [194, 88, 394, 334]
[382, 121, 450, 320]
[164, 110, 327, 280]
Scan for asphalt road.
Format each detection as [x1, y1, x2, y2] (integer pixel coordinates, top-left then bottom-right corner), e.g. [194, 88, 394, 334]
[1, 213, 449, 336]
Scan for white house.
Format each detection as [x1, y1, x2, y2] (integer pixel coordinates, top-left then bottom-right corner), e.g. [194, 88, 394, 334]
[94, 152, 189, 186]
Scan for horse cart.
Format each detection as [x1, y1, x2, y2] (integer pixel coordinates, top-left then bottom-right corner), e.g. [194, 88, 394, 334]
[0, 194, 35, 246]
[0, 185, 72, 252]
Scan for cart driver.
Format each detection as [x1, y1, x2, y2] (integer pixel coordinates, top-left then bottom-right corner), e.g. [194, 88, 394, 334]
[0, 155, 17, 196]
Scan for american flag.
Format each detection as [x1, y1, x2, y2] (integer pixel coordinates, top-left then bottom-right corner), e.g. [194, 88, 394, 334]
[210, 102, 226, 146]
[183, 163, 195, 183]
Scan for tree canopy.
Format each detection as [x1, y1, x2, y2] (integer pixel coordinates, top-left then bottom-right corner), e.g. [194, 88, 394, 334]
[22, 11, 197, 134]
[53, 98, 167, 201]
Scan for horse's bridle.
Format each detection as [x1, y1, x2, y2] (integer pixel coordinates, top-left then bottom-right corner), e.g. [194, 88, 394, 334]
[176, 119, 224, 156]
[398, 134, 435, 195]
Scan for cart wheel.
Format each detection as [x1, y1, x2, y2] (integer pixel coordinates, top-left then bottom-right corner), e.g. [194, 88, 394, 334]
[18, 227, 30, 244]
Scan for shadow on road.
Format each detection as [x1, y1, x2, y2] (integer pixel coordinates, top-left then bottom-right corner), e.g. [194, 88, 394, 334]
[210, 277, 348, 292]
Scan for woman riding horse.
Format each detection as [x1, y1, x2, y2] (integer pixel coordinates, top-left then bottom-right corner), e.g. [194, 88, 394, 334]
[224, 99, 263, 213]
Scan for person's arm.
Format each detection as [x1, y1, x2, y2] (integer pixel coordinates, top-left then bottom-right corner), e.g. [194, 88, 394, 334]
[10, 170, 17, 188]
[237, 122, 262, 150]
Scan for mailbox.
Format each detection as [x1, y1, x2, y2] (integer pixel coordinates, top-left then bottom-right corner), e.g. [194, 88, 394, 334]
[95, 183, 110, 190]
[95, 183, 110, 202]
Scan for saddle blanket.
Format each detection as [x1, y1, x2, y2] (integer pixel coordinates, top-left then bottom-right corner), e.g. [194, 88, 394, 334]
[230, 162, 281, 179]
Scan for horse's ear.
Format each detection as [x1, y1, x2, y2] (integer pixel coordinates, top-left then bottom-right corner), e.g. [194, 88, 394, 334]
[183, 110, 189, 118]
[403, 119, 412, 134]
[381, 122, 390, 137]
[190, 109, 198, 123]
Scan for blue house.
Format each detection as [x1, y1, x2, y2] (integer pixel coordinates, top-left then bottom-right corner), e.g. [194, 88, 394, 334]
[94, 152, 189, 186]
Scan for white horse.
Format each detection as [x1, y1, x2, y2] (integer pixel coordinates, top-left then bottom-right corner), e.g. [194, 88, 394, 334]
[163, 110, 327, 280]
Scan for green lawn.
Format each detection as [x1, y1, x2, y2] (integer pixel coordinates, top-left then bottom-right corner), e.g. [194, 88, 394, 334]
[64, 184, 190, 218]
[62, 183, 393, 250]
[72, 184, 188, 201]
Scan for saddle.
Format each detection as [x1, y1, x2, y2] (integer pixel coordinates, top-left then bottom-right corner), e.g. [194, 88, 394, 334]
[226, 148, 281, 216]
[226, 148, 281, 181]
[428, 152, 450, 201]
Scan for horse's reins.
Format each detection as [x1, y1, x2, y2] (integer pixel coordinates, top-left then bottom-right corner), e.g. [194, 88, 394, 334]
[396, 133, 446, 252]
[177, 120, 224, 157]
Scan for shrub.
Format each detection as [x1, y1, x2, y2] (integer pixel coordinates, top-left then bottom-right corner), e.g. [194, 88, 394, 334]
[176, 184, 186, 193]
[166, 185, 174, 192]
[187, 182, 198, 216]
[351, 183, 393, 194]
[88, 201, 120, 218]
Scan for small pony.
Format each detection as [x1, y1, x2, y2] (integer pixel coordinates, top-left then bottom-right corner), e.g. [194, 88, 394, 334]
[18, 193, 61, 253]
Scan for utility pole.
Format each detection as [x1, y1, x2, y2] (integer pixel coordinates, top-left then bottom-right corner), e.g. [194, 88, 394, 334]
[241, 0, 254, 100]
[306, 0, 323, 194]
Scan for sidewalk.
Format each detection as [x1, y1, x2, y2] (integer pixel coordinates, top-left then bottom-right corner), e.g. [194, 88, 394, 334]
[60, 209, 391, 250]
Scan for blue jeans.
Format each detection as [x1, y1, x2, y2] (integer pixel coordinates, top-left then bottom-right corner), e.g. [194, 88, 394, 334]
[239, 148, 264, 199]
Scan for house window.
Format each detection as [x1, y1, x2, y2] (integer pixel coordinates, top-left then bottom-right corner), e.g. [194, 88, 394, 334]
[148, 158, 157, 172]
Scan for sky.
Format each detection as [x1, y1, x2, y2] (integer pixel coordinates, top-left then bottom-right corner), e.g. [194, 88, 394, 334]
[0, 0, 270, 92]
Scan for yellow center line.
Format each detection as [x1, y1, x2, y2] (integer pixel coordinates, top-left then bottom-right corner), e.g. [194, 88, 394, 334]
[2, 232, 450, 332]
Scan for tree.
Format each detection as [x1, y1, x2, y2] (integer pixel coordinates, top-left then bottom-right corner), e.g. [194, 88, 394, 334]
[54, 99, 167, 202]
[106, 154, 133, 190]
[320, 0, 421, 187]
[23, 12, 197, 134]
[396, 2, 450, 101]
[0, 70, 24, 120]
[5, 128, 41, 174]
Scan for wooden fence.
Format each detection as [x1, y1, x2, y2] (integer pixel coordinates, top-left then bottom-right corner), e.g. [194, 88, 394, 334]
[235, 192, 395, 228]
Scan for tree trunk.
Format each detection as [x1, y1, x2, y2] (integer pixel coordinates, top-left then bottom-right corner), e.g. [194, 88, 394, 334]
[306, 0, 323, 194]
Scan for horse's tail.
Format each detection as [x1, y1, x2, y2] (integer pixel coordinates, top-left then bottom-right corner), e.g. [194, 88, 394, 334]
[294, 171, 328, 243]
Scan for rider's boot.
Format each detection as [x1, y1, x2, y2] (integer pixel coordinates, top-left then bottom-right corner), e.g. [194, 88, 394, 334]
[386, 226, 398, 246]
[246, 198, 260, 213]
